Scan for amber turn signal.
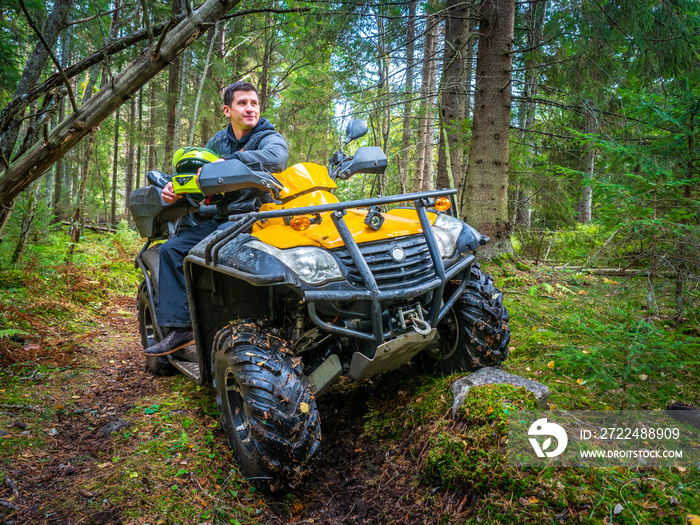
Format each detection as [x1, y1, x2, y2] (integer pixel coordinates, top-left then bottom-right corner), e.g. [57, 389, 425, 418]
[434, 197, 451, 211]
[290, 215, 311, 231]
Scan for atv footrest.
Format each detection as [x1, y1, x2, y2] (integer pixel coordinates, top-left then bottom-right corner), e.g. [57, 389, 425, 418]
[167, 355, 201, 382]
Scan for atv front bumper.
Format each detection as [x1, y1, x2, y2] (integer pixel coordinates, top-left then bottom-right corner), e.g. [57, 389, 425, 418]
[190, 189, 477, 344]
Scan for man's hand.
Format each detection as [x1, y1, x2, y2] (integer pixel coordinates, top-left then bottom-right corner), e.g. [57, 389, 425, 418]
[162, 181, 181, 204]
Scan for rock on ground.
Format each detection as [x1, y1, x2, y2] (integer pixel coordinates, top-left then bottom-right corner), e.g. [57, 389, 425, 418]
[451, 367, 549, 417]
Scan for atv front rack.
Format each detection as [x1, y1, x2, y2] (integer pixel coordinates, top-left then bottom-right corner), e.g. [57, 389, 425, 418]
[196, 189, 474, 345]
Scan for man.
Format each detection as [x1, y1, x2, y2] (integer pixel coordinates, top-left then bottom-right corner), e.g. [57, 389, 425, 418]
[145, 81, 288, 356]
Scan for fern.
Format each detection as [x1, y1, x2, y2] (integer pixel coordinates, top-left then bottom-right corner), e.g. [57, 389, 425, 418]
[0, 328, 27, 339]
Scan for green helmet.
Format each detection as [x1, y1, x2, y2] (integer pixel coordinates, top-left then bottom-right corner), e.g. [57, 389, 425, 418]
[173, 147, 219, 175]
[171, 147, 219, 195]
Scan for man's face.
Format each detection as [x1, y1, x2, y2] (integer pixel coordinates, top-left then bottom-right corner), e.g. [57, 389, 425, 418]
[223, 90, 260, 137]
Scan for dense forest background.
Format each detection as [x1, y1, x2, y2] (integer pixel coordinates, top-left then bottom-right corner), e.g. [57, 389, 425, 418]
[0, 0, 698, 318]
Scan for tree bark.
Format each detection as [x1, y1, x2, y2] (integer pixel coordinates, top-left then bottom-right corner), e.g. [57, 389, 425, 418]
[259, 12, 274, 114]
[437, 0, 473, 192]
[579, 108, 595, 224]
[461, 0, 515, 258]
[0, 0, 73, 162]
[514, 0, 547, 227]
[162, 0, 183, 172]
[52, 29, 71, 224]
[136, 87, 143, 188]
[399, 0, 417, 195]
[0, 12, 190, 137]
[10, 181, 41, 263]
[0, 0, 245, 233]
[66, 130, 98, 262]
[111, 107, 120, 226]
[0, 0, 73, 234]
[148, 83, 156, 172]
[125, 96, 136, 221]
[173, 50, 188, 150]
[414, 14, 439, 192]
[189, 23, 217, 146]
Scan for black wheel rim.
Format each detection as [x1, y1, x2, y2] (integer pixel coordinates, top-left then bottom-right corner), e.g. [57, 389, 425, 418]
[431, 308, 459, 360]
[224, 368, 254, 446]
[143, 303, 157, 346]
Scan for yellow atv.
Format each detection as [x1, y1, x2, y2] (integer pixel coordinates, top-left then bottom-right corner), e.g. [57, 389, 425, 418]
[128, 119, 509, 491]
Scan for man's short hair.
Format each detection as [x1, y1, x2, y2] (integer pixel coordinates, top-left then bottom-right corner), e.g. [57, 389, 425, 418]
[223, 81, 259, 106]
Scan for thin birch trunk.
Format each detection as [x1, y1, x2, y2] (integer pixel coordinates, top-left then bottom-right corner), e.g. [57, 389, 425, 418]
[173, 50, 188, 150]
[66, 129, 98, 262]
[10, 180, 41, 263]
[399, 0, 416, 194]
[110, 107, 120, 226]
[189, 23, 218, 146]
[125, 95, 136, 221]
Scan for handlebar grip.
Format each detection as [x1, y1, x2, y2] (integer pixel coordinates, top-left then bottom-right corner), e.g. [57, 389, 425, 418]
[198, 204, 218, 217]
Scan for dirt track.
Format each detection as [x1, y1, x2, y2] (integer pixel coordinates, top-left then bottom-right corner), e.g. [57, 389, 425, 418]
[1, 296, 462, 524]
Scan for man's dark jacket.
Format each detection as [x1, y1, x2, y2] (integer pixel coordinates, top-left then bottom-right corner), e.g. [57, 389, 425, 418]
[205, 117, 288, 216]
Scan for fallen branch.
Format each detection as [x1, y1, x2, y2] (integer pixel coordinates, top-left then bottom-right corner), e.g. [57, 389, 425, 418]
[0, 404, 42, 412]
[550, 266, 678, 277]
[0, 499, 19, 511]
[4, 475, 19, 498]
[60, 220, 113, 233]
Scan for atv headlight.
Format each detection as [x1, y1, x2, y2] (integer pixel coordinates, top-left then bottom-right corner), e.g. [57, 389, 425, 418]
[431, 214, 464, 259]
[247, 240, 343, 285]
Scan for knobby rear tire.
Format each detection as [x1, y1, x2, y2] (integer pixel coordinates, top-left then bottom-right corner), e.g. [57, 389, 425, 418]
[137, 281, 176, 376]
[212, 320, 321, 492]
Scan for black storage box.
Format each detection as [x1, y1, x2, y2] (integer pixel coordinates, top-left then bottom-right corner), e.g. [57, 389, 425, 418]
[129, 186, 195, 240]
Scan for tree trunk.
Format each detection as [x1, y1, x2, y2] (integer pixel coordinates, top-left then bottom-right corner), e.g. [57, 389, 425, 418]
[259, 12, 274, 113]
[52, 29, 72, 225]
[66, 129, 98, 262]
[173, 50, 188, 150]
[136, 87, 143, 188]
[10, 180, 41, 263]
[414, 14, 439, 192]
[514, 0, 547, 227]
[461, 0, 515, 258]
[0, 0, 245, 232]
[579, 108, 595, 224]
[0, 0, 73, 235]
[189, 23, 218, 146]
[162, 0, 183, 172]
[0, 0, 73, 162]
[437, 0, 473, 192]
[148, 84, 156, 172]
[125, 96, 136, 221]
[399, 0, 417, 195]
[111, 107, 120, 226]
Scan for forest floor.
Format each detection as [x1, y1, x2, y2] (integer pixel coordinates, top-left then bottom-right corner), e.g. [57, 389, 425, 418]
[1, 230, 700, 524]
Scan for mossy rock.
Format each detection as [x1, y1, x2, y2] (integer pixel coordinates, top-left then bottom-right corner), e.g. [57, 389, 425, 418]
[459, 383, 540, 435]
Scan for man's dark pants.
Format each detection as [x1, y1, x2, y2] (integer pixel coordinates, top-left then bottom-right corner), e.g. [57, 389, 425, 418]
[156, 218, 227, 329]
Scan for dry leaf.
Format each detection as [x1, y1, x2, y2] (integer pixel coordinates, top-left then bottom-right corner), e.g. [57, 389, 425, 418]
[687, 515, 700, 525]
[78, 488, 94, 498]
[639, 374, 648, 381]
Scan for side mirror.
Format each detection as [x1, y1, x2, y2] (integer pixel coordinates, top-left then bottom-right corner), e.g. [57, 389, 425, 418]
[344, 119, 368, 144]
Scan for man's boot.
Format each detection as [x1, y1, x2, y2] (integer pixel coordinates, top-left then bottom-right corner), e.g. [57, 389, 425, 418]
[144, 329, 194, 356]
